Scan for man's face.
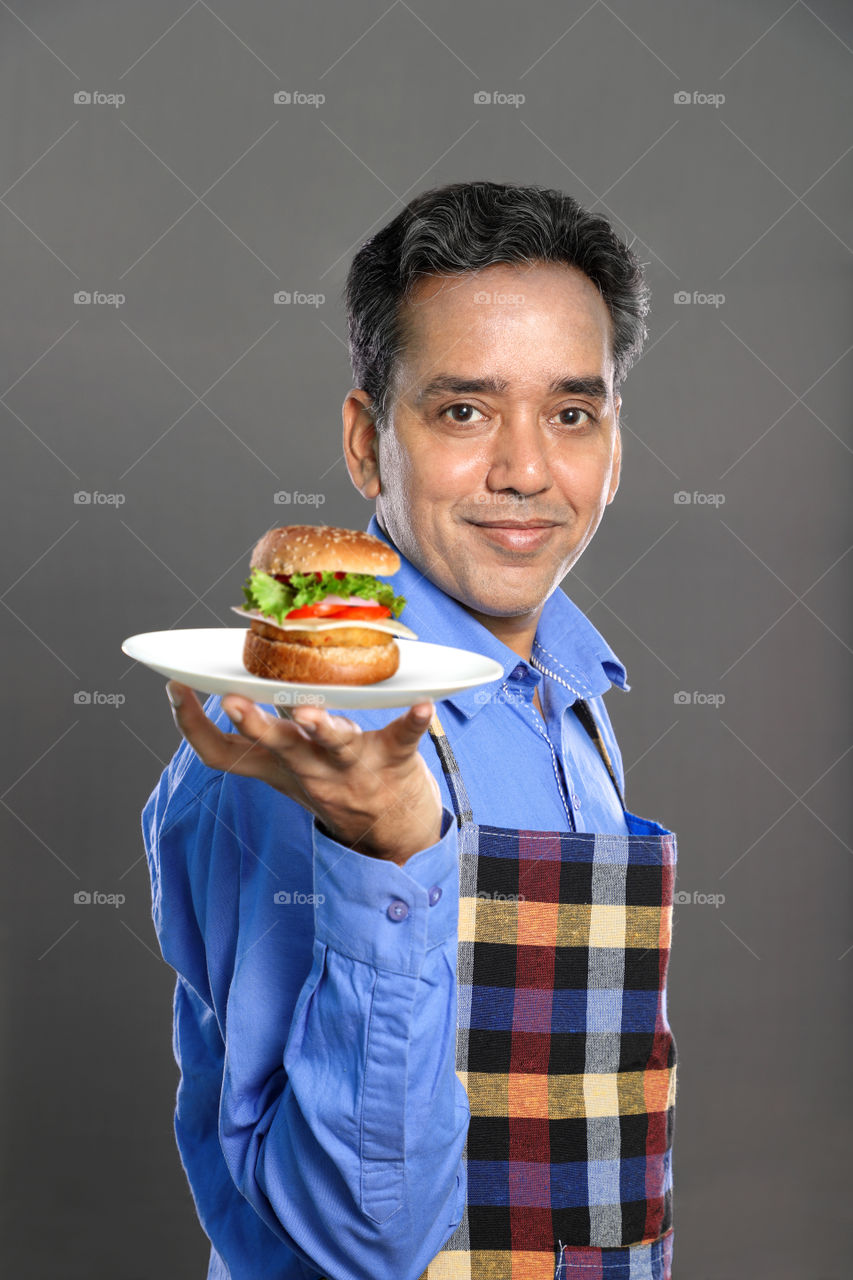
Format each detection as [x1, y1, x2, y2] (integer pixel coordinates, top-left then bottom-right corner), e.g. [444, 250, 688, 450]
[359, 261, 622, 620]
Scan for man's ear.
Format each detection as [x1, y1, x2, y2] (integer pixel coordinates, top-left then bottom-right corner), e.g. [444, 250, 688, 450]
[342, 389, 381, 499]
[607, 394, 622, 505]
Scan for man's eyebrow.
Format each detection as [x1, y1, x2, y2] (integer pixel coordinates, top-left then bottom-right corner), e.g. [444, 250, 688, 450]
[412, 373, 610, 405]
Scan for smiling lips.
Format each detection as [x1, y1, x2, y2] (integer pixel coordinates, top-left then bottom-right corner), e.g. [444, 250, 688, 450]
[468, 518, 560, 551]
[471, 519, 559, 528]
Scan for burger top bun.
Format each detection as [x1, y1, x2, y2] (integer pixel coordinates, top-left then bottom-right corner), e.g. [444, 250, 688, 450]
[250, 525, 401, 577]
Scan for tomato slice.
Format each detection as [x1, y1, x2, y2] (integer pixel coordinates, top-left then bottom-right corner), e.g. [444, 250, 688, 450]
[284, 600, 344, 619]
[330, 605, 392, 621]
[284, 601, 393, 621]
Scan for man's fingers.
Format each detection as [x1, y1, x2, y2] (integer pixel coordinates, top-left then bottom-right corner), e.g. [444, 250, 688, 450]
[223, 696, 368, 765]
[287, 709, 364, 754]
[167, 682, 434, 786]
[382, 702, 436, 757]
[287, 703, 433, 761]
[167, 683, 292, 774]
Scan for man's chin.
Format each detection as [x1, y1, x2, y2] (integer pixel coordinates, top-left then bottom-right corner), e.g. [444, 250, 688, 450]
[459, 594, 548, 622]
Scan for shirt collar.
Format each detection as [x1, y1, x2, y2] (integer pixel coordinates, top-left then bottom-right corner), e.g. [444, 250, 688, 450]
[366, 513, 629, 720]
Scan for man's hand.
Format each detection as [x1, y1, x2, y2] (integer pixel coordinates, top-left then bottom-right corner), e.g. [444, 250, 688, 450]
[164, 682, 443, 867]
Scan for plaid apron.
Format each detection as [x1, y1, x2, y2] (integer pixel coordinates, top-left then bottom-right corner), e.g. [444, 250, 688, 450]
[418, 699, 677, 1280]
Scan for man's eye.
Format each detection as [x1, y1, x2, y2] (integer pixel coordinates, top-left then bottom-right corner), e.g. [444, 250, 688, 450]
[441, 403, 485, 424]
[556, 407, 593, 427]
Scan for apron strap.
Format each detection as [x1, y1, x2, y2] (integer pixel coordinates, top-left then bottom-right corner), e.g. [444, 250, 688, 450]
[571, 698, 625, 808]
[428, 696, 623, 827]
[427, 710, 475, 827]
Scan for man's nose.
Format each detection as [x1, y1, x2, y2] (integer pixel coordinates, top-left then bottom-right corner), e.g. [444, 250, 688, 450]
[485, 413, 553, 495]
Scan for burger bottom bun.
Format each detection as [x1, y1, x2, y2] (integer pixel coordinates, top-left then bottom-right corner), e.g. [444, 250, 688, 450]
[243, 629, 400, 686]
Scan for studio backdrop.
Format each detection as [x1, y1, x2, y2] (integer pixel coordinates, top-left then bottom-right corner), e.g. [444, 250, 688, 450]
[2, 2, 850, 1277]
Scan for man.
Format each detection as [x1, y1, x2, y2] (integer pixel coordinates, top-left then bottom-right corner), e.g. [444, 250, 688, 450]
[143, 180, 677, 1280]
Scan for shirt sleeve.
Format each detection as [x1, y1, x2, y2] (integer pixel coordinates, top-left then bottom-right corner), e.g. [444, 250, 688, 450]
[143, 695, 469, 1279]
[227, 811, 470, 1280]
[225, 814, 471, 1274]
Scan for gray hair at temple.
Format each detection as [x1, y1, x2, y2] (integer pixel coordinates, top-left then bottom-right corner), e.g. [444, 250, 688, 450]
[343, 180, 651, 431]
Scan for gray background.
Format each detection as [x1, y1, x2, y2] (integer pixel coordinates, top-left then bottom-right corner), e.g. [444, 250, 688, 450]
[1, 1, 850, 1276]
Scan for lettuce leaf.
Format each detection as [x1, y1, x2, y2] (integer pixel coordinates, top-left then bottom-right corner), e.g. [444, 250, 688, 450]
[240, 568, 406, 624]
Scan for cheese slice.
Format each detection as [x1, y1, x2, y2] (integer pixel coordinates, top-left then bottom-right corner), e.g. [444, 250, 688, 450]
[231, 605, 418, 640]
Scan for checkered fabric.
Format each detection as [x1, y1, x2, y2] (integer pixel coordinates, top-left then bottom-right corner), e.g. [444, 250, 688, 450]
[419, 703, 677, 1280]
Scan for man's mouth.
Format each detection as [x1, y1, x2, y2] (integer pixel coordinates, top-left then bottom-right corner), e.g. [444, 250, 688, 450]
[468, 519, 559, 528]
[466, 518, 561, 551]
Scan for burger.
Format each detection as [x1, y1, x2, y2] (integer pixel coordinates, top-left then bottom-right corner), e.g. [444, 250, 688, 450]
[234, 525, 417, 685]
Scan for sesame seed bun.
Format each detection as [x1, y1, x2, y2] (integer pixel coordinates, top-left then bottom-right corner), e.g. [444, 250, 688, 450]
[250, 525, 400, 577]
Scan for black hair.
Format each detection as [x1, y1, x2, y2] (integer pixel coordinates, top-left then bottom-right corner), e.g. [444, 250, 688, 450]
[344, 180, 650, 429]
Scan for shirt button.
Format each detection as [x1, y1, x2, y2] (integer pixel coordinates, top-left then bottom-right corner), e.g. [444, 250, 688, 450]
[387, 899, 409, 922]
[428, 885, 442, 907]
[572, 793, 582, 809]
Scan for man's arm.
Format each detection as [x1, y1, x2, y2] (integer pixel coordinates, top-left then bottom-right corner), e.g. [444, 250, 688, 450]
[145, 691, 469, 1279]
[220, 814, 469, 1278]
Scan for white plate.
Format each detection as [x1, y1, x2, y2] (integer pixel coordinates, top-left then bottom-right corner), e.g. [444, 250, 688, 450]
[121, 627, 504, 710]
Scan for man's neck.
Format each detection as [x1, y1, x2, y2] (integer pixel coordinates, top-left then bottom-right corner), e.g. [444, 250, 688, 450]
[465, 605, 548, 722]
[461, 604, 543, 665]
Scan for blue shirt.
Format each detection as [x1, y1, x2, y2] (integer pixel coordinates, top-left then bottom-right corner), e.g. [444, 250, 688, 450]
[141, 515, 632, 1280]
